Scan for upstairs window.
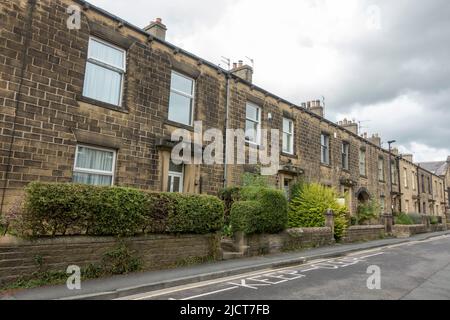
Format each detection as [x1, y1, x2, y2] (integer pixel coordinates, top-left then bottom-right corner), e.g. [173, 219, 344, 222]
[168, 71, 195, 126]
[245, 102, 261, 144]
[378, 157, 385, 181]
[404, 168, 408, 188]
[342, 142, 349, 170]
[73, 145, 116, 186]
[282, 118, 294, 154]
[412, 172, 416, 190]
[320, 134, 330, 165]
[359, 149, 366, 176]
[83, 37, 126, 106]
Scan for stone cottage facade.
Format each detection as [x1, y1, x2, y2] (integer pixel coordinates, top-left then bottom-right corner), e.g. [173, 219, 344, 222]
[0, 0, 448, 217]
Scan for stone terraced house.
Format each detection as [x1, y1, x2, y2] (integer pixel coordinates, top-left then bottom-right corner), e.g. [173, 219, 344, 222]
[0, 0, 448, 217]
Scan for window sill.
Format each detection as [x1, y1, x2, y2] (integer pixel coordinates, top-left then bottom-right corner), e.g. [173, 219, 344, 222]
[320, 163, 332, 168]
[164, 120, 195, 132]
[341, 168, 350, 173]
[281, 152, 297, 159]
[360, 175, 368, 179]
[79, 96, 128, 114]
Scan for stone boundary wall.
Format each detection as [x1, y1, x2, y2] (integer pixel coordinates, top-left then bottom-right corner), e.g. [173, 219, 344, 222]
[243, 227, 333, 256]
[0, 233, 220, 286]
[342, 225, 385, 243]
[430, 224, 446, 233]
[392, 224, 428, 238]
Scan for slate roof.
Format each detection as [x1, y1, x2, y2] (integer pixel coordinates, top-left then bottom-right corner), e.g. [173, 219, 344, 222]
[418, 161, 448, 176]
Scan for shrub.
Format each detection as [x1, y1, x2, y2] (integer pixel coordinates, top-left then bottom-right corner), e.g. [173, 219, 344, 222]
[218, 186, 241, 221]
[230, 187, 288, 234]
[241, 172, 274, 188]
[430, 216, 439, 225]
[288, 183, 349, 241]
[394, 213, 414, 225]
[407, 212, 423, 225]
[356, 198, 380, 225]
[21, 182, 224, 237]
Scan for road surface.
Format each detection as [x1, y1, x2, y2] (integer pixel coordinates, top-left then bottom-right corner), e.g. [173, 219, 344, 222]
[119, 234, 450, 300]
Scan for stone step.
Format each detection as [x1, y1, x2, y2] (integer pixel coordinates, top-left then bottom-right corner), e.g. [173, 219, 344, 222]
[222, 251, 244, 260]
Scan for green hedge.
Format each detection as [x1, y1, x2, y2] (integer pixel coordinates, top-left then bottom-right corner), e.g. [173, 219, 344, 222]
[20, 182, 224, 237]
[230, 187, 288, 234]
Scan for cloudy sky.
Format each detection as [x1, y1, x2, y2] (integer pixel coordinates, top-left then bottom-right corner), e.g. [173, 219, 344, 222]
[90, 0, 450, 162]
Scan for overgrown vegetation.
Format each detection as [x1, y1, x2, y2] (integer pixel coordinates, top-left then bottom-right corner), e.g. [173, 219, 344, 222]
[230, 187, 288, 235]
[11, 182, 224, 237]
[356, 198, 380, 225]
[394, 213, 415, 225]
[288, 183, 349, 241]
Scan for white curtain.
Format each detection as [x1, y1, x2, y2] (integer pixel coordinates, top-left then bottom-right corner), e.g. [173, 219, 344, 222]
[74, 147, 114, 186]
[73, 172, 112, 186]
[83, 62, 122, 106]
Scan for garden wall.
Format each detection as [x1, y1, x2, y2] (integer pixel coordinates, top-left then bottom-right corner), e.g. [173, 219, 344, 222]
[0, 233, 220, 286]
[342, 225, 385, 243]
[242, 227, 333, 256]
[392, 224, 428, 238]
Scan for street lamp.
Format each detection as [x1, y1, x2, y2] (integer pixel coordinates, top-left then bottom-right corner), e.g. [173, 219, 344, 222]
[387, 140, 396, 215]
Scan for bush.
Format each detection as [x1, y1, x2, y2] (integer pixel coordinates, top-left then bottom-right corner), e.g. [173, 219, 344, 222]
[288, 183, 349, 241]
[146, 193, 224, 234]
[218, 186, 241, 221]
[20, 182, 224, 237]
[430, 216, 439, 225]
[407, 212, 423, 225]
[230, 187, 288, 234]
[356, 198, 380, 225]
[241, 173, 271, 188]
[394, 213, 414, 225]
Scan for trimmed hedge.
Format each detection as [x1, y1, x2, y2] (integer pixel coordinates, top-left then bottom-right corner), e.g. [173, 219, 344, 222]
[20, 182, 224, 237]
[230, 187, 288, 234]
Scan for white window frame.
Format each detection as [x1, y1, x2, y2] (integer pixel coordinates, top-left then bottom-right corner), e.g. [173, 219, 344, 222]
[412, 172, 416, 190]
[84, 36, 126, 106]
[282, 118, 294, 154]
[245, 102, 261, 145]
[342, 142, 349, 170]
[168, 70, 195, 126]
[404, 167, 408, 188]
[378, 157, 385, 181]
[321, 133, 330, 165]
[359, 149, 366, 176]
[73, 144, 116, 186]
[168, 164, 184, 193]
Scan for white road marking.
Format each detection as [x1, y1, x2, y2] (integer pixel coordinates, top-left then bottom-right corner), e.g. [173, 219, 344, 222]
[181, 286, 239, 300]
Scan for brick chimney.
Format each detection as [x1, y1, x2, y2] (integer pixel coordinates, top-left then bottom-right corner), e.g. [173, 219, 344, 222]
[368, 133, 381, 147]
[305, 100, 324, 117]
[230, 60, 253, 83]
[338, 118, 358, 135]
[402, 154, 414, 162]
[144, 18, 167, 41]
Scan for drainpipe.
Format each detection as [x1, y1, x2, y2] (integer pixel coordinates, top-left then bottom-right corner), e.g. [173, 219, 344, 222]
[417, 165, 421, 213]
[397, 156, 402, 213]
[223, 74, 231, 188]
[0, 0, 36, 214]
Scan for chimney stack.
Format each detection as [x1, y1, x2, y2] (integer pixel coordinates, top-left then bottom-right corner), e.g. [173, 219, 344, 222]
[402, 154, 414, 162]
[144, 17, 167, 41]
[338, 118, 358, 135]
[230, 60, 253, 83]
[369, 133, 381, 146]
[305, 100, 324, 117]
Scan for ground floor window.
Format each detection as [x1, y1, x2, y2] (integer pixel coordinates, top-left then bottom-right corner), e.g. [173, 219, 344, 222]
[73, 145, 116, 186]
[168, 160, 184, 193]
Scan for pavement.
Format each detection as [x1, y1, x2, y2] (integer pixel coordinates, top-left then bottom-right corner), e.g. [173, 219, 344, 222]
[2, 230, 450, 300]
